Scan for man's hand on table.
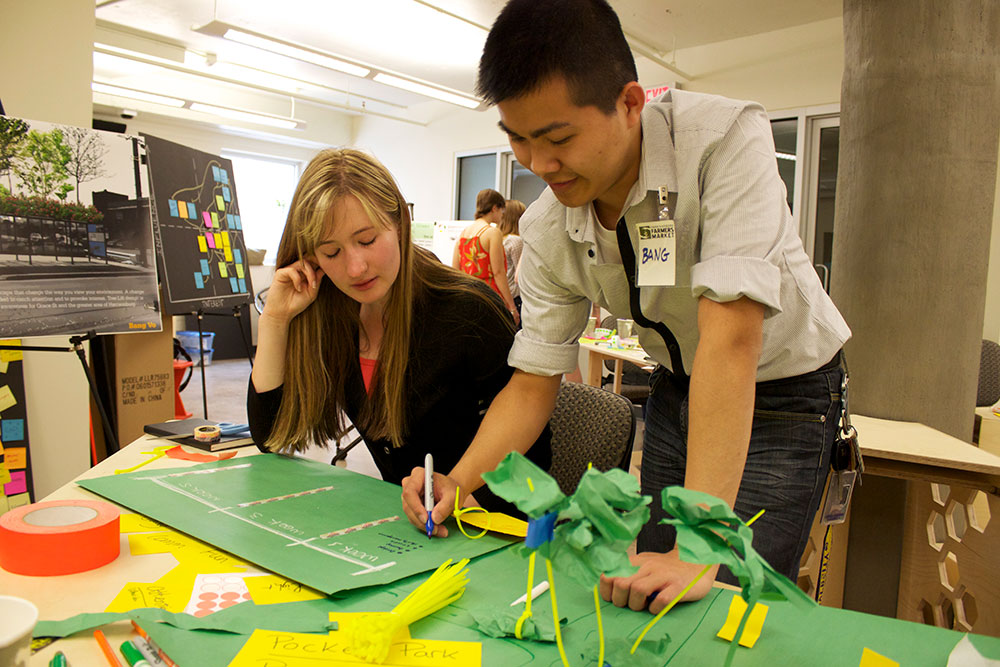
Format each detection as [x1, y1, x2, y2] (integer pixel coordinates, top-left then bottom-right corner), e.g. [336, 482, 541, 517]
[599, 549, 719, 614]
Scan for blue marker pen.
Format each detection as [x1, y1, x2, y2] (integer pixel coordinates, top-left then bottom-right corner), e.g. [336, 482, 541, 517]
[424, 453, 434, 538]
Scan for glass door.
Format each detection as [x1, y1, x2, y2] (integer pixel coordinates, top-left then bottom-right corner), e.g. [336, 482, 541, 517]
[803, 116, 840, 292]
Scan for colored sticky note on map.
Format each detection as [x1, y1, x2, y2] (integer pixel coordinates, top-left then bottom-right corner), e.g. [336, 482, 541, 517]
[168, 199, 179, 217]
[717, 594, 768, 648]
[198, 236, 208, 253]
[194, 273, 205, 289]
[211, 211, 219, 227]
[4, 470, 27, 495]
[860, 648, 899, 667]
[187, 203, 197, 219]
[222, 232, 230, 247]
[202, 211, 212, 228]
[3, 447, 26, 470]
[244, 574, 324, 605]
[219, 263, 228, 278]
[0, 467, 10, 486]
[106, 565, 199, 613]
[0, 344, 23, 362]
[224, 248, 233, 262]
[212, 165, 221, 181]
[227, 213, 234, 228]
[223, 186, 231, 202]
[213, 233, 222, 248]
[0, 386, 16, 413]
[457, 511, 527, 537]
[206, 233, 216, 249]
[119, 513, 165, 533]
[2, 418, 24, 442]
[216, 195, 225, 210]
[236, 264, 245, 279]
[200, 259, 210, 276]
[238, 279, 246, 293]
[177, 200, 188, 219]
[230, 278, 239, 293]
[234, 249, 243, 264]
[234, 215, 242, 230]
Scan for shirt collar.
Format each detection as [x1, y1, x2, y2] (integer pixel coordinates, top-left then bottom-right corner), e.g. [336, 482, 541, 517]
[565, 98, 678, 244]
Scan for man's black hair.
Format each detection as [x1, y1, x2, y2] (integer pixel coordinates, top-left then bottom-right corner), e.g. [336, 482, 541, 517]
[476, 0, 637, 114]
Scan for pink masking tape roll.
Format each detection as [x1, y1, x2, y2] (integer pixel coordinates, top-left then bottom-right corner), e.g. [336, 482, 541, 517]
[0, 499, 120, 575]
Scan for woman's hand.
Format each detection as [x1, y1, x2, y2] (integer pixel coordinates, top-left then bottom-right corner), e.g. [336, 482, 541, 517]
[599, 550, 718, 613]
[261, 259, 325, 325]
[401, 466, 463, 538]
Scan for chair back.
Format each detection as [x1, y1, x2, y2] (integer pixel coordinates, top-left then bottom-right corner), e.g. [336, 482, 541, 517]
[547, 382, 636, 495]
[978, 339, 1000, 407]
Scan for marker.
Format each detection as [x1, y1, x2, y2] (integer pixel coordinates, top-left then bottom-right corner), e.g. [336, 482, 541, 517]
[424, 453, 434, 538]
[131, 621, 178, 667]
[48, 651, 68, 667]
[93, 630, 122, 667]
[132, 636, 164, 666]
[120, 640, 151, 667]
[510, 580, 550, 606]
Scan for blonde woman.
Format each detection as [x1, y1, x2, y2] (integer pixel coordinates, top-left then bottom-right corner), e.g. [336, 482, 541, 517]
[452, 189, 519, 324]
[248, 149, 549, 525]
[499, 199, 525, 321]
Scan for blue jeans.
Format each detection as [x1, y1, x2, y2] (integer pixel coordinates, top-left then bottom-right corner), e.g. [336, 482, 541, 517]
[636, 355, 844, 583]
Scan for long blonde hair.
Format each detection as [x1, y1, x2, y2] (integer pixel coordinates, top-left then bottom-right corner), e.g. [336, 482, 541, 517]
[500, 199, 525, 236]
[266, 148, 510, 453]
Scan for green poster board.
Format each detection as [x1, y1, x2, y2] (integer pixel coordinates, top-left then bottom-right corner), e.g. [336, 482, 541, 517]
[79, 455, 515, 594]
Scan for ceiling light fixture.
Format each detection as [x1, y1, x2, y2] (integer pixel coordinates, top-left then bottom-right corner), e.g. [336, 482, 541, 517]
[91, 82, 185, 107]
[372, 73, 480, 109]
[188, 102, 301, 130]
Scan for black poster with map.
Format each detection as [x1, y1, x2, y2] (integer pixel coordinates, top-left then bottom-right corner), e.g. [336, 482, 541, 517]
[143, 134, 253, 315]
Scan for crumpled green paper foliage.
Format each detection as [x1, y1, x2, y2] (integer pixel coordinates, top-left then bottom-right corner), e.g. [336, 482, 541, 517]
[467, 606, 558, 642]
[483, 452, 651, 588]
[584, 636, 672, 667]
[659, 486, 814, 609]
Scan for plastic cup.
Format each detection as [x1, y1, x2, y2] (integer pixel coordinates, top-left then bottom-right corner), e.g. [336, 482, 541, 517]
[584, 316, 597, 337]
[0, 596, 39, 667]
[616, 318, 634, 339]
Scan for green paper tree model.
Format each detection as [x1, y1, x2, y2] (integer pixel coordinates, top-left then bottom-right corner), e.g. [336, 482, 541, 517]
[479, 451, 651, 666]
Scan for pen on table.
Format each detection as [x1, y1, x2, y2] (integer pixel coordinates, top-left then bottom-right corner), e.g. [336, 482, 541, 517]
[510, 580, 550, 606]
[48, 651, 68, 667]
[424, 452, 434, 538]
[94, 629, 123, 667]
[120, 640, 152, 667]
[131, 621, 178, 667]
[133, 636, 164, 666]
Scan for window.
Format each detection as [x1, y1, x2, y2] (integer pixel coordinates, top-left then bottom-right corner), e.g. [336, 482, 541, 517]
[455, 153, 497, 219]
[222, 151, 300, 265]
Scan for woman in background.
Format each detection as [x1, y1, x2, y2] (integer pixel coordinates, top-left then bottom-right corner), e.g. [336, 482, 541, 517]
[500, 199, 525, 323]
[248, 149, 549, 529]
[452, 189, 519, 324]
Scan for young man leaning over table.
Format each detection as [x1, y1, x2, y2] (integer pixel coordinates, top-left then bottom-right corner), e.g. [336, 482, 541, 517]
[401, 0, 851, 615]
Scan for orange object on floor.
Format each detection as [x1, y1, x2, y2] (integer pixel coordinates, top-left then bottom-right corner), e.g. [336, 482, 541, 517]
[173, 359, 194, 419]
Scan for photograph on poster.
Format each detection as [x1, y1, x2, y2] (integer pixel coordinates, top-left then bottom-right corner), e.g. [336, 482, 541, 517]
[142, 134, 253, 315]
[0, 116, 161, 337]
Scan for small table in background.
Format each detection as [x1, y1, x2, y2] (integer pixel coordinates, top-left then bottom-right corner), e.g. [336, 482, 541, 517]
[579, 338, 655, 394]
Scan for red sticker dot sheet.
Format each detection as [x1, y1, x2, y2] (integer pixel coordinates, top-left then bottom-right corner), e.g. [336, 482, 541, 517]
[183, 573, 253, 617]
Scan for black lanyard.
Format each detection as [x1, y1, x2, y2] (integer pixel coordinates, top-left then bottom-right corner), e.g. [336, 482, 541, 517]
[615, 216, 687, 378]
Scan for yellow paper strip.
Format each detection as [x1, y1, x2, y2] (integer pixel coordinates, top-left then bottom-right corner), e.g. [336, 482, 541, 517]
[0, 341, 23, 362]
[214, 233, 222, 248]
[128, 531, 248, 572]
[458, 511, 527, 537]
[224, 248, 233, 262]
[227, 629, 480, 667]
[119, 513, 166, 533]
[222, 232, 231, 247]
[105, 566, 199, 613]
[216, 195, 225, 210]
[244, 575, 324, 605]
[0, 359, 8, 373]
[235, 264, 245, 279]
[716, 595, 769, 648]
[860, 647, 900, 667]
[219, 262, 228, 278]
[0, 385, 17, 413]
[198, 236, 208, 253]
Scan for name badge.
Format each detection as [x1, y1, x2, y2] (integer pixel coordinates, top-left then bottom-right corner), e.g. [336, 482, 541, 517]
[636, 220, 675, 286]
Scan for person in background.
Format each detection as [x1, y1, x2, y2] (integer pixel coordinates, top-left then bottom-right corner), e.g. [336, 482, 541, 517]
[248, 148, 549, 522]
[500, 199, 526, 322]
[453, 189, 520, 324]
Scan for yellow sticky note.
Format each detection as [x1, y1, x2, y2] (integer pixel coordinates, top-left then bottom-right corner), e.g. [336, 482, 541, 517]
[119, 513, 166, 533]
[0, 465, 10, 486]
[128, 531, 248, 572]
[0, 386, 16, 413]
[214, 233, 222, 248]
[458, 511, 527, 537]
[198, 236, 208, 253]
[211, 211, 219, 226]
[236, 264, 245, 279]
[222, 232, 231, 247]
[244, 574, 324, 605]
[228, 628, 480, 667]
[105, 565, 198, 613]
[0, 359, 8, 373]
[717, 594, 768, 648]
[0, 341, 23, 362]
[216, 195, 225, 210]
[860, 648, 899, 667]
[7, 493, 29, 509]
[224, 248, 234, 262]
[3, 447, 26, 469]
[0, 493, 9, 514]
[219, 262, 228, 278]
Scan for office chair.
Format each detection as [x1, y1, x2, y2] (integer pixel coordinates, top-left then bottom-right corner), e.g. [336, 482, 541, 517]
[547, 382, 636, 495]
[977, 339, 1000, 407]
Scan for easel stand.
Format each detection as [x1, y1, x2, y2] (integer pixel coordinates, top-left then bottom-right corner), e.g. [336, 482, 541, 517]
[189, 305, 254, 419]
[0, 330, 119, 455]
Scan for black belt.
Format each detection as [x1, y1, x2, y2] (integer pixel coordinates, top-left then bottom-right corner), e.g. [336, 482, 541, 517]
[615, 217, 687, 378]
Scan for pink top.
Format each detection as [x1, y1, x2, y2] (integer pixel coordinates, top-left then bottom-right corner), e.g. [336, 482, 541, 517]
[359, 356, 377, 393]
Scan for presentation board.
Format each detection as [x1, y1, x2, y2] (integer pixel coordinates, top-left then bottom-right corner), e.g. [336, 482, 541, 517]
[142, 134, 253, 315]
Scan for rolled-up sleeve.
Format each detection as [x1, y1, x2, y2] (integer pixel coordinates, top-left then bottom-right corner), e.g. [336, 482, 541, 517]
[508, 239, 590, 376]
[691, 105, 787, 315]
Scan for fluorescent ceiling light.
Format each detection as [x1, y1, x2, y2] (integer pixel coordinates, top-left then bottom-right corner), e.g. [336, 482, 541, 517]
[92, 82, 185, 107]
[210, 62, 303, 94]
[188, 102, 300, 130]
[221, 28, 370, 78]
[372, 73, 479, 109]
[775, 152, 797, 161]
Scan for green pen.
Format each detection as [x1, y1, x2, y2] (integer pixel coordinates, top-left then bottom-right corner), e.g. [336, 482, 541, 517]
[120, 640, 151, 667]
[48, 651, 68, 667]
